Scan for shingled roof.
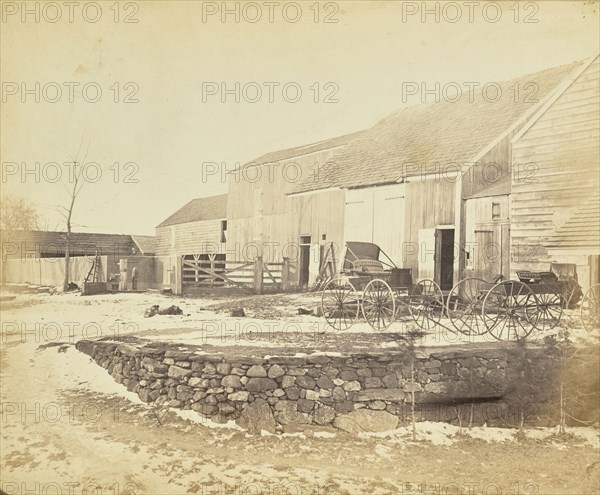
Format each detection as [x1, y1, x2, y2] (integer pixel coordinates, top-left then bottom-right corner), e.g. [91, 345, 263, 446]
[157, 194, 227, 228]
[238, 130, 364, 170]
[291, 59, 585, 194]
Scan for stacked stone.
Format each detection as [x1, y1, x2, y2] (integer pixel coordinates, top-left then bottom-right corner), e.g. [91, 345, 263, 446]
[76, 339, 545, 433]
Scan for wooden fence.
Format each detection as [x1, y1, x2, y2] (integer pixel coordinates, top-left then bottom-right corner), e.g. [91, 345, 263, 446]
[181, 255, 290, 295]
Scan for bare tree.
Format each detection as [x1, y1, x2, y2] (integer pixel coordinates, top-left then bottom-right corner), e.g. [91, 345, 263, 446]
[59, 141, 89, 291]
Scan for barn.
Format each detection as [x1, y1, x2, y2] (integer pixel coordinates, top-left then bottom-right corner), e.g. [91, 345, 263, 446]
[510, 54, 599, 291]
[226, 132, 363, 287]
[0, 230, 155, 288]
[291, 58, 587, 291]
[155, 194, 228, 294]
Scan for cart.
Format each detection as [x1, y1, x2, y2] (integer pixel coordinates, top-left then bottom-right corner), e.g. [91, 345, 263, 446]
[320, 242, 444, 331]
[581, 283, 600, 333]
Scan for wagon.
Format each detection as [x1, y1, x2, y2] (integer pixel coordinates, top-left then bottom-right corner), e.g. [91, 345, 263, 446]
[445, 263, 582, 341]
[320, 242, 444, 331]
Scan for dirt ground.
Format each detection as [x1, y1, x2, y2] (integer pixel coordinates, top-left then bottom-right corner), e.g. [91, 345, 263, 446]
[1, 290, 599, 495]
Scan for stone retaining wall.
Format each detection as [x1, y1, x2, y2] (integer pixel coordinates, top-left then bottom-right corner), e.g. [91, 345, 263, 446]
[75, 338, 561, 434]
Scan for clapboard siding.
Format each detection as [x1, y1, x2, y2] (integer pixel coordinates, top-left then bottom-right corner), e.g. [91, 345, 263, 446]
[227, 148, 340, 264]
[155, 219, 225, 257]
[511, 56, 600, 278]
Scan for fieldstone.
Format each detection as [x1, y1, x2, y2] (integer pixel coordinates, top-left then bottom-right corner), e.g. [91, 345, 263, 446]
[168, 399, 183, 408]
[247, 365, 267, 378]
[193, 391, 207, 401]
[231, 367, 246, 376]
[228, 391, 250, 401]
[285, 386, 301, 400]
[216, 363, 232, 375]
[316, 375, 335, 390]
[174, 361, 191, 368]
[177, 391, 194, 401]
[332, 386, 346, 401]
[424, 382, 449, 393]
[218, 402, 236, 415]
[424, 359, 442, 369]
[188, 377, 209, 388]
[273, 388, 286, 398]
[167, 365, 192, 379]
[333, 409, 399, 434]
[192, 403, 217, 416]
[138, 388, 150, 403]
[267, 364, 285, 379]
[246, 377, 278, 393]
[314, 404, 336, 425]
[382, 374, 399, 388]
[307, 354, 330, 365]
[221, 375, 242, 388]
[240, 376, 249, 385]
[298, 399, 315, 413]
[354, 388, 406, 402]
[305, 389, 320, 401]
[364, 377, 382, 388]
[319, 389, 332, 398]
[333, 378, 345, 386]
[356, 368, 372, 377]
[141, 357, 168, 374]
[296, 376, 316, 389]
[203, 363, 217, 374]
[334, 401, 354, 413]
[339, 370, 358, 381]
[369, 400, 387, 410]
[274, 401, 311, 425]
[280, 375, 295, 388]
[343, 381, 361, 392]
[403, 382, 423, 393]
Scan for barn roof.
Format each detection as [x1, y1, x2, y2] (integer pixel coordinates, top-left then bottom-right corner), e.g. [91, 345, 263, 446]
[238, 130, 364, 170]
[130, 235, 156, 255]
[291, 59, 585, 194]
[544, 192, 600, 254]
[157, 194, 227, 227]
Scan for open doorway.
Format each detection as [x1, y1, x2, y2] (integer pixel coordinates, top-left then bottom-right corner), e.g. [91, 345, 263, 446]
[298, 235, 311, 287]
[436, 228, 455, 291]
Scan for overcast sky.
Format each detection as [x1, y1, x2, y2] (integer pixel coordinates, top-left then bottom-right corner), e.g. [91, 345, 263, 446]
[2, 0, 598, 235]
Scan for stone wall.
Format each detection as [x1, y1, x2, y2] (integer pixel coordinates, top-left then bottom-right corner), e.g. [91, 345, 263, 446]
[75, 338, 562, 434]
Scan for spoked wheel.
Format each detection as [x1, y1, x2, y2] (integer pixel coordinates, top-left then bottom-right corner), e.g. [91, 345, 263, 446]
[482, 280, 538, 341]
[581, 283, 600, 333]
[408, 279, 444, 330]
[362, 279, 396, 330]
[447, 278, 488, 335]
[526, 287, 563, 331]
[321, 277, 360, 331]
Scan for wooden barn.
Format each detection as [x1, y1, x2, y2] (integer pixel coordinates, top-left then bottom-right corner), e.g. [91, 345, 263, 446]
[510, 54, 599, 291]
[0, 230, 155, 288]
[226, 132, 362, 287]
[155, 194, 228, 293]
[291, 59, 587, 290]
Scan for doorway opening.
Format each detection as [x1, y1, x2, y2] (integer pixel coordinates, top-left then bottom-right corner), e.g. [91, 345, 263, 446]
[299, 235, 312, 287]
[436, 228, 455, 291]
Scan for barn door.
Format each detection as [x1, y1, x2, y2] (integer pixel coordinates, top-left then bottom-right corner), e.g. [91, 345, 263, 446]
[418, 228, 436, 280]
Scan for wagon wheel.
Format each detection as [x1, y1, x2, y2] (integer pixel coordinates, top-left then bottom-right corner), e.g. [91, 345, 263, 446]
[525, 285, 563, 331]
[362, 279, 396, 330]
[581, 283, 600, 333]
[321, 277, 360, 331]
[447, 277, 488, 335]
[408, 279, 444, 330]
[482, 280, 538, 341]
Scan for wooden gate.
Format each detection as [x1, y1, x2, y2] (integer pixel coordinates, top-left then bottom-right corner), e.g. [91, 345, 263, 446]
[181, 255, 290, 295]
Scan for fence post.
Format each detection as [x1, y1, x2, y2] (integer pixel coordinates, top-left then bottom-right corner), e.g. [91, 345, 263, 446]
[175, 256, 183, 295]
[254, 256, 264, 295]
[282, 257, 290, 292]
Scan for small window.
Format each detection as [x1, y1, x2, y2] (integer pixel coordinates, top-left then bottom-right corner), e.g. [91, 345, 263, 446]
[300, 235, 311, 245]
[220, 220, 227, 243]
[492, 202, 501, 220]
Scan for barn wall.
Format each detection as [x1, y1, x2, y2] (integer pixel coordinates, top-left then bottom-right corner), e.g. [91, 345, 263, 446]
[155, 219, 225, 257]
[403, 178, 456, 279]
[287, 188, 346, 284]
[511, 56, 600, 286]
[463, 195, 511, 281]
[226, 148, 340, 266]
[343, 184, 406, 266]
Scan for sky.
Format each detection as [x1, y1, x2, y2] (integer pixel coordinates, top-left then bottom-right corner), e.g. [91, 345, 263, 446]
[1, 0, 599, 235]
